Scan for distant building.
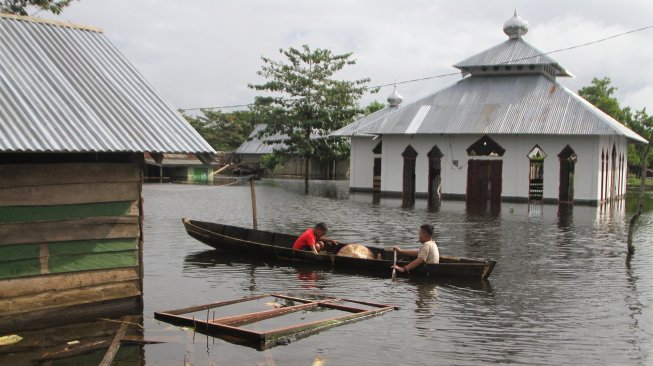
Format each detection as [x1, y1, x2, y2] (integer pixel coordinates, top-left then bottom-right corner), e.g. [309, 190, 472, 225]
[144, 153, 222, 183]
[333, 11, 647, 208]
[235, 124, 348, 179]
[0, 14, 214, 331]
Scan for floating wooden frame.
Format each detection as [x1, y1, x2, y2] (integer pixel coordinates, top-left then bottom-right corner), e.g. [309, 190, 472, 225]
[154, 293, 398, 350]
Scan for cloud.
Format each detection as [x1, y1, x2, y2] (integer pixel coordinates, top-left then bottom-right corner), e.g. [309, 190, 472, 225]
[44, 0, 653, 113]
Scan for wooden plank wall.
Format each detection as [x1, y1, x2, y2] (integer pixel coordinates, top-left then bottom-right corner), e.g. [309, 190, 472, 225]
[0, 161, 143, 330]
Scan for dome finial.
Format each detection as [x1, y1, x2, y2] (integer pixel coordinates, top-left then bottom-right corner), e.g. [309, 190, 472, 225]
[503, 9, 529, 39]
[387, 84, 403, 107]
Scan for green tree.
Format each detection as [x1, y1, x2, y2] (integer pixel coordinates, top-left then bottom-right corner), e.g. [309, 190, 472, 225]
[578, 77, 653, 171]
[578, 77, 627, 121]
[260, 153, 283, 176]
[182, 109, 257, 152]
[363, 100, 385, 115]
[624, 109, 653, 173]
[249, 45, 375, 193]
[1, 0, 74, 15]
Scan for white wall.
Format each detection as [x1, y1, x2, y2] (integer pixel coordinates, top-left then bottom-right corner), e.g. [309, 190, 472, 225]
[349, 134, 630, 203]
[349, 136, 376, 189]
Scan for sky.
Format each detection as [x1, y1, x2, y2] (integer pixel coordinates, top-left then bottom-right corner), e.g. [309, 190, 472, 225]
[39, 0, 653, 114]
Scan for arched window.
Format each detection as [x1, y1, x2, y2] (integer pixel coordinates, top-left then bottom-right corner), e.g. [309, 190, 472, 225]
[604, 150, 609, 202]
[466, 135, 505, 157]
[610, 145, 617, 200]
[619, 153, 625, 198]
[600, 150, 605, 202]
[528, 146, 546, 202]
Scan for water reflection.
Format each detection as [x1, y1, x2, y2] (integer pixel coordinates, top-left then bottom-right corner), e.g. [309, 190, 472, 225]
[412, 280, 437, 319]
[296, 268, 320, 289]
[372, 192, 381, 205]
[527, 202, 543, 217]
[0, 316, 145, 365]
[140, 181, 653, 365]
[557, 204, 573, 229]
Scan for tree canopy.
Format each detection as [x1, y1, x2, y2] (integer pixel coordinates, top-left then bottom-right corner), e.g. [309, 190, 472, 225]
[363, 100, 385, 115]
[249, 45, 375, 192]
[578, 77, 653, 170]
[0, 0, 74, 16]
[182, 109, 257, 152]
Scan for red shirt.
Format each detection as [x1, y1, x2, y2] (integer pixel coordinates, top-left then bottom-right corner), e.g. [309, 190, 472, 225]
[293, 229, 316, 250]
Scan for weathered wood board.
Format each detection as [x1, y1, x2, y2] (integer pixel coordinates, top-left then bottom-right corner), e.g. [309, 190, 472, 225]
[0, 267, 140, 298]
[0, 159, 144, 329]
[0, 216, 140, 246]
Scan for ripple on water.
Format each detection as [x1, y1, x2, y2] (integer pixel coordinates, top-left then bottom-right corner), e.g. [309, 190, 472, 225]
[141, 181, 653, 365]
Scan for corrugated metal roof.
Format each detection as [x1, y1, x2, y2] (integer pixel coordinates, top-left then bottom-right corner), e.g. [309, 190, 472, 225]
[332, 74, 647, 144]
[144, 153, 219, 166]
[453, 38, 572, 77]
[0, 14, 214, 154]
[235, 124, 286, 155]
[331, 106, 400, 137]
[236, 124, 329, 155]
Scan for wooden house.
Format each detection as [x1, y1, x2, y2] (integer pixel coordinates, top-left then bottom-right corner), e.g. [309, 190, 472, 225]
[332, 12, 647, 209]
[0, 13, 214, 331]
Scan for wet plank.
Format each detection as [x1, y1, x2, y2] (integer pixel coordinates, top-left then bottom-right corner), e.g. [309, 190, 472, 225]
[98, 316, 131, 366]
[0, 267, 140, 298]
[0, 280, 141, 317]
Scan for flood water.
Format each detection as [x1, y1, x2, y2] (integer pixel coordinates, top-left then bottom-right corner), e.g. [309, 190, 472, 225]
[137, 179, 653, 365]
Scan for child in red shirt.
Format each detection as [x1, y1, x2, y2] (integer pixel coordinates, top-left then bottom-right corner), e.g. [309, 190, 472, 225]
[293, 222, 336, 254]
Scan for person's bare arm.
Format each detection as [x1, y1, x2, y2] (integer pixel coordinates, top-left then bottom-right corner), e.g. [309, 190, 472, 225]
[393, 257, 424, 273]
[320, 236, 339, 245]
[393, 246, 419, 257]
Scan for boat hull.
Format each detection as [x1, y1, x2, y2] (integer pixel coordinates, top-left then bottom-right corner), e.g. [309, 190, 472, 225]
[182, 218, 496, 279]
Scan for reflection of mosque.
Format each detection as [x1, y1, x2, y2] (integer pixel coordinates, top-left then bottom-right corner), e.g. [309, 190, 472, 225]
[462, 208, 503, 259]
[410, 278, 493, 320]
[413, 280, 438, 319]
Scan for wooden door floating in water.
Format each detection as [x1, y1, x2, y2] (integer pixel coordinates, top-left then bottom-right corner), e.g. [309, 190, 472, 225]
[154, 293, 397, 350]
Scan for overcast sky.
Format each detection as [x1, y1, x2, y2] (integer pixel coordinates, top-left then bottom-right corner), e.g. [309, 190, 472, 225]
[41, 0, 653, 114]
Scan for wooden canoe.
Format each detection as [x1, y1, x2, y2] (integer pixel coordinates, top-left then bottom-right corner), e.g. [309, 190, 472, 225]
[182, 218, 497, 279]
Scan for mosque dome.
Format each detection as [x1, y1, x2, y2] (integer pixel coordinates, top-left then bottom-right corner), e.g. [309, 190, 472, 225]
[503, 10, 529, 39]
[387, 85, 403, 107]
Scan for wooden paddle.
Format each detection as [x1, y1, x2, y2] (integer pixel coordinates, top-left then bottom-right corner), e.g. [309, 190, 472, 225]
[392, 249, 397, 282]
